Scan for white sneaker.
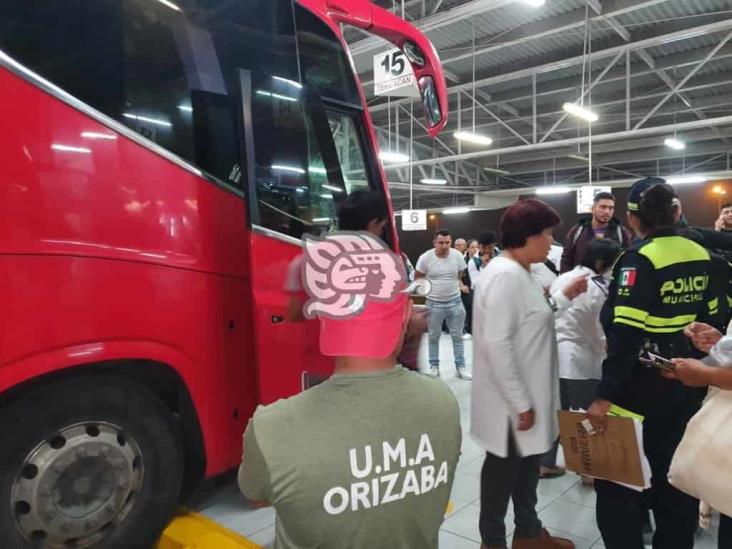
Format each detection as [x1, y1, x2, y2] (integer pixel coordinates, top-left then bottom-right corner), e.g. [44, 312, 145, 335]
[462, 333, 472, 341]
[456, 369, 472, 381]
[430, 367, 441, 378]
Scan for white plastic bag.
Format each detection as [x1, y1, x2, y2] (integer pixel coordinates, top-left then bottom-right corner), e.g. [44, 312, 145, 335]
[668, 389, 732, 517]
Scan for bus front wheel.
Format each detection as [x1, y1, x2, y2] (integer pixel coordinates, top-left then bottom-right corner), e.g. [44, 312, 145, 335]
[0, 374, 183, 548]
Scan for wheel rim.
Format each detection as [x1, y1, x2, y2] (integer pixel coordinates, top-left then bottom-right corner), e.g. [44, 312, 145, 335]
[11, 422, 144, 548]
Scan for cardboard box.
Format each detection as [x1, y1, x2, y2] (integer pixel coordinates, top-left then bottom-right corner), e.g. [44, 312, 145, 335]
[558, 411, 647, 488]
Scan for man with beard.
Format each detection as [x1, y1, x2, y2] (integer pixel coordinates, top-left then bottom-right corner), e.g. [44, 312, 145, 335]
[560, 192, 633, 273]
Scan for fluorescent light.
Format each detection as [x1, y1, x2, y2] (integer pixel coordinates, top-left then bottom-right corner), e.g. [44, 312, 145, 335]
[536, 186, 573, 195]
[308, 166, 327, 175]
[483, 167, 510, 175]
[453, 131, 493, 146]
[320, 194, 333, 199]
[420, 178, 447, 185]
[323, 184, 343, 193]
[664, 137, 685, 150]
[567, 154, 589, 162]
[123, 113, 172, 127]
[296, 187, 307, 193]
[271, 164, 305, 174]
[255, 90, 297, 103]
[312, 217, 330, 223]
[562, 103, 599, 123]
[273, 76, 302, 89]
[51, 143, 92, 154]
[81, 131, 117, 140]
[667, 175, 708, 185]
[443, 207, 470, 214]
[154, 0, 182, 11]
[177, 104, 193, 113]
[517, 0, 545, 6]
[380, 151, 410, 163]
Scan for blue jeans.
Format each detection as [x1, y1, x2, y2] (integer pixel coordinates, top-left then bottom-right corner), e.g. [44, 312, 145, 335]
[427, 296, 466, 370]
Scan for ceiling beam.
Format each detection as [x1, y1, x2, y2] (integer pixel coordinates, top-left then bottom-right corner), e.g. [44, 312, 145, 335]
[380, 76, 732, 150]
[634, 30, 732, 129]
[383, 114, 732, 168]
[368, 17, 732, 114]
[347, 0, 514, 57]
[401, 0, 665, 68]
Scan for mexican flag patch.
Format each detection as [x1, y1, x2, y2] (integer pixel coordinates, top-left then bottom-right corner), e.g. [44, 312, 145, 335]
[620, 268, 637, 287]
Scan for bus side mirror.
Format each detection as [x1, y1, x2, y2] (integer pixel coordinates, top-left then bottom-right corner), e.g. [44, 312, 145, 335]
[323, 0, 448, 137]
[418, 76, 441, 129]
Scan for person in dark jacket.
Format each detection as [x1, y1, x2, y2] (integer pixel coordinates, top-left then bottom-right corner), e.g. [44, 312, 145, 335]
[560, 192, 633, 273]
[587, 179, 720, 549]
[678, 227, 732, 332]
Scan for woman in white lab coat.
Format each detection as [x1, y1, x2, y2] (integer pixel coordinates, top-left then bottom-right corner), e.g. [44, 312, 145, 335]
[554, 239, 621, 406]
[471, 199, 588, 549]
[540, 239, 621, 477]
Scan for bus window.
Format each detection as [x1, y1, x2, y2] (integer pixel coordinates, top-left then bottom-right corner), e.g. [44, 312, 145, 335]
[0, 0, 299, 190]
[326, 112, 371, 195]
[295, 5, 360, 107]
[248, 73, 377, 240]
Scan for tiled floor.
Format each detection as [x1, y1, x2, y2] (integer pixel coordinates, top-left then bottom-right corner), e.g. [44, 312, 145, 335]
[191, 334, 720, 548]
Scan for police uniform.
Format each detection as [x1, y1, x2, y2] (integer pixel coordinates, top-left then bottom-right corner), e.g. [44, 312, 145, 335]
[594, 180, 719, 549]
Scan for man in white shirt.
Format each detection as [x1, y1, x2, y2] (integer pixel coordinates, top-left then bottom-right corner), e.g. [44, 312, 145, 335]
[416, 229, 472, 380]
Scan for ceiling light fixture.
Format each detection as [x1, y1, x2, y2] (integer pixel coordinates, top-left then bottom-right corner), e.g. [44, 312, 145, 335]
[666, 175, 708, 185]
[322, 184, 344, 193]
[154, 0, 182, 11]
[483, 167, 510, 175]
[420, 178, 447, 185]
[567, 154, 590, 162]
[454, 131, 493, 146]
[562, 102, 599, 123]
[379, 151, 410, 163]
[518, 0, 546, 6]
[536, 186, 573, 195]
[664, 137, 686, 150]
[443, 207, 471, 214]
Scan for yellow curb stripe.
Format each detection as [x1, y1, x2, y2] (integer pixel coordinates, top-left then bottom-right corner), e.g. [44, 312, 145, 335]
[158, 500, 457, 547]
[157, 508, 262, 549]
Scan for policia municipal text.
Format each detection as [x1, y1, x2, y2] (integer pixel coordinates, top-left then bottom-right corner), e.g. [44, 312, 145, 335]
[587, 179, 720, 549]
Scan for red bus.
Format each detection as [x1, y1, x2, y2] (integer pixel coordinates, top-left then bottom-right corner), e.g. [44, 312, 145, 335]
[0, 0, 447, 547]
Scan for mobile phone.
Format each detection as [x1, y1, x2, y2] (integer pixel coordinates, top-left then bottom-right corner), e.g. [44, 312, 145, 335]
[639, 351, 675, 371]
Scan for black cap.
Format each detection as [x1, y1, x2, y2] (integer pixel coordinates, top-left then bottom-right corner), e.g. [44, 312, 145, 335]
[627, 176, 674, 212]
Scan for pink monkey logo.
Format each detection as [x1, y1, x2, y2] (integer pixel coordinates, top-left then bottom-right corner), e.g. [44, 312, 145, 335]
[301, 232, 407, 319]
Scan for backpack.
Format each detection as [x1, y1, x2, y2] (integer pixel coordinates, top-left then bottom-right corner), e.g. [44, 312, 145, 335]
[573, 222, 623, 245]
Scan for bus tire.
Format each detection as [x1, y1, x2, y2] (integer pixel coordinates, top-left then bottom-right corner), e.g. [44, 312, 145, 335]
[0, 373, 183, 549]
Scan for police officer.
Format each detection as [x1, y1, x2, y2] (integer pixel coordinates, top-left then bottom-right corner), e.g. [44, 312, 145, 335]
[587, 178, 720, 549]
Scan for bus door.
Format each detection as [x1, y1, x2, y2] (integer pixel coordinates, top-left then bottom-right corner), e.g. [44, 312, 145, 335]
[240, 70, 375, 404]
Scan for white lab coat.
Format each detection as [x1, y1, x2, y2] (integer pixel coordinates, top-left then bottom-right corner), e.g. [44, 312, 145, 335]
[551, 266, 608, 380]
[471, 256, 569, 458]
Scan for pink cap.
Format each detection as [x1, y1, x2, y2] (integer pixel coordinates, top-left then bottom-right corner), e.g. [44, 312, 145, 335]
[319, 293, 409, 358]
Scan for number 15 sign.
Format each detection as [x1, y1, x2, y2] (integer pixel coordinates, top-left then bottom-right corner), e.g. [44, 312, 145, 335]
[373, 48, 420, 98]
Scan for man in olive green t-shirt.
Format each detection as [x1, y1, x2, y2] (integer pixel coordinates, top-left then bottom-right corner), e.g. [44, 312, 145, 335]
[238, 292, 461, 549]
